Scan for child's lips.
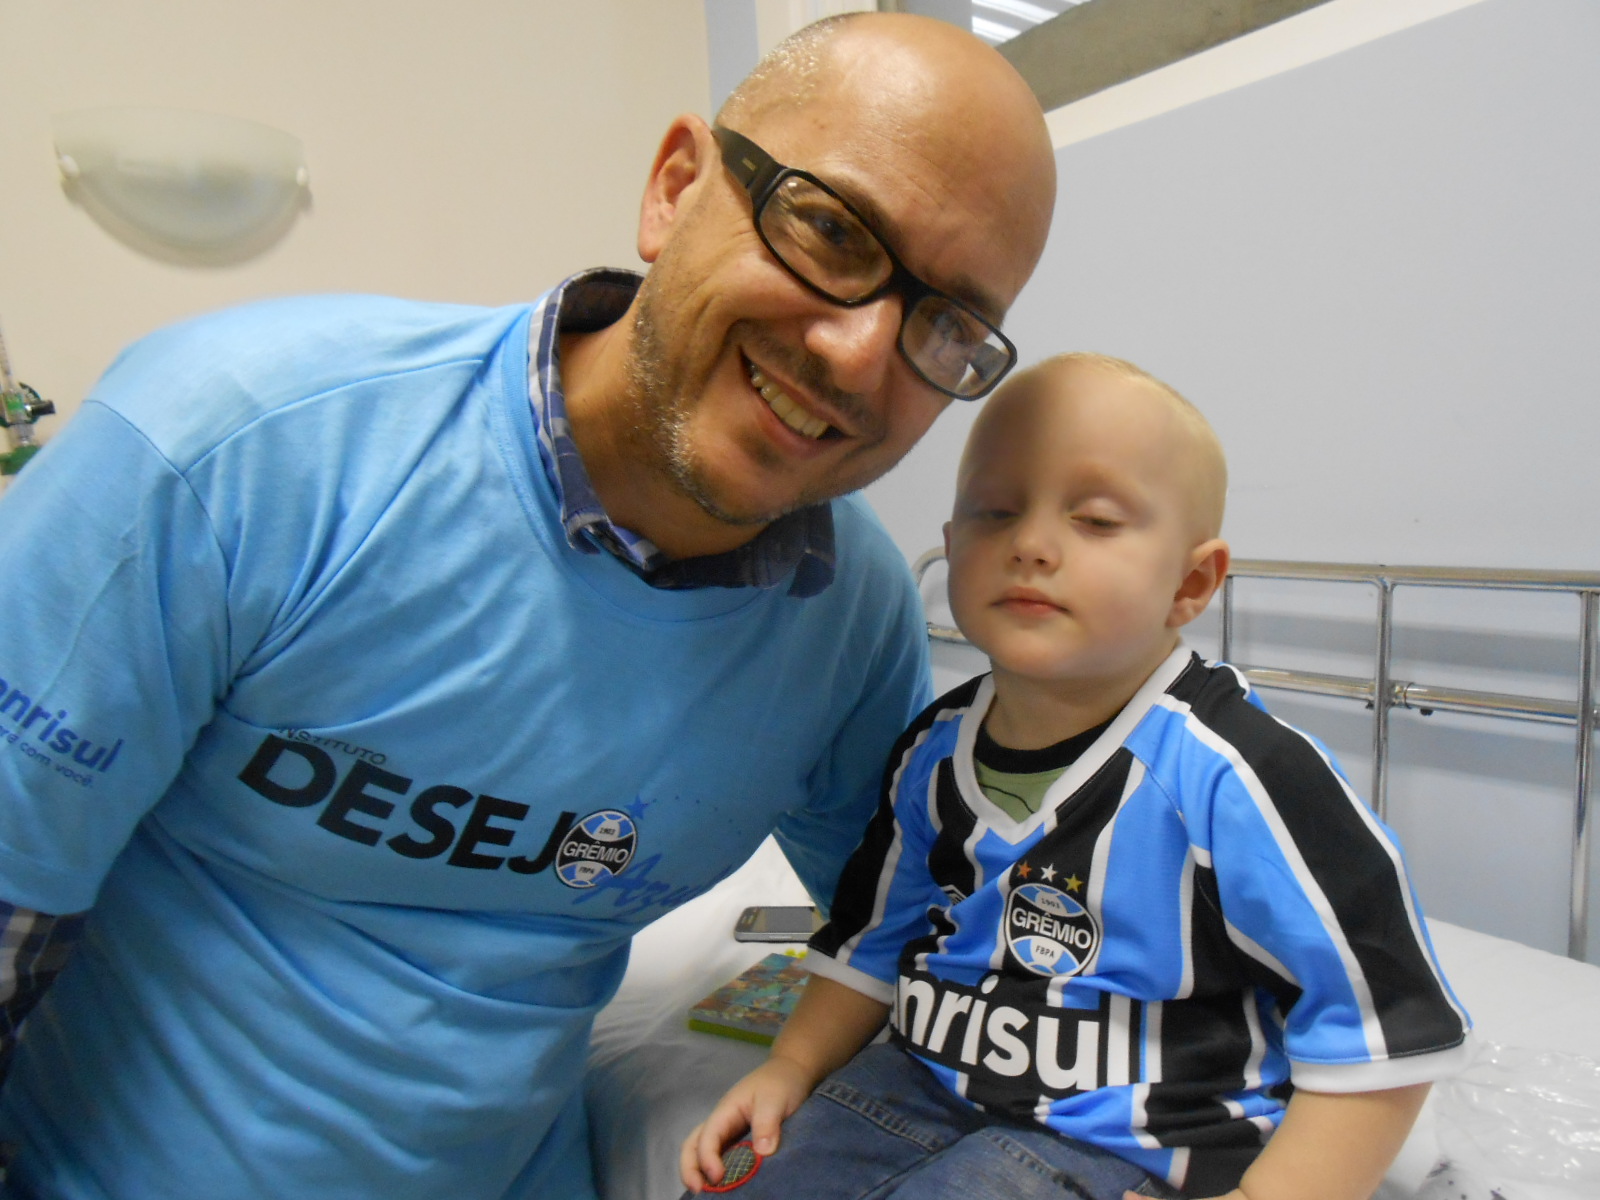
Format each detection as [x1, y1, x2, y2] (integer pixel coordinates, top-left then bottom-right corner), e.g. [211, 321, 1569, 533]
[996, 588, 1064, 616]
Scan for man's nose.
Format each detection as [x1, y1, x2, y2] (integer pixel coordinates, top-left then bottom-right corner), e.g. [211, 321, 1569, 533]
[801, 296, 902, 398]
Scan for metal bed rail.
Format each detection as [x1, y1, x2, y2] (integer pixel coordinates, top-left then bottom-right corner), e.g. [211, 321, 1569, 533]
[912, 551, 1599, 959]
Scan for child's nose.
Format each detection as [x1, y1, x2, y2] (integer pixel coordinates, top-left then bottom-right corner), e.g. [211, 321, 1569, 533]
[1009, 513, 1061, 567]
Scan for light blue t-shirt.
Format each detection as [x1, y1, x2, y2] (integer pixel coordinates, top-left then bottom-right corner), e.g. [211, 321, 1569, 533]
[0, 293, 931, 1199]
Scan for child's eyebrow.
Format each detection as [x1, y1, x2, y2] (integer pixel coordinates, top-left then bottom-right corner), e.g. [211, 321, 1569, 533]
[1067, 472, 1159, 515]
[955, 473, 1014, 499]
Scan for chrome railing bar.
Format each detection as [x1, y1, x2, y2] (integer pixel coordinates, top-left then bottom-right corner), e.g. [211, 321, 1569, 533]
[1229, 560, 1600, 592]
[1573, 592, 1596, 959]
[1398, 682, 1589, 727]
[1223, 670, 1591, 727]
[1234, 667, 1372, 705]
[1372, 579, 1395, 820]
[912, 550, 966, 647]
[911, 547, 944, 586]
[1220, 574, 1235, 664]
[915, 550, 1598, 958]
[918, 554, 1600, 722]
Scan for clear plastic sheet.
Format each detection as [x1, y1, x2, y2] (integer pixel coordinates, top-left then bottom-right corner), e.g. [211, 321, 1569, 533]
[1417, 1041, 1600, 1200]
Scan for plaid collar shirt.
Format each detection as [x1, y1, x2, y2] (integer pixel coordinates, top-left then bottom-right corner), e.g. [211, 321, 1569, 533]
[528, 269, 836, 599]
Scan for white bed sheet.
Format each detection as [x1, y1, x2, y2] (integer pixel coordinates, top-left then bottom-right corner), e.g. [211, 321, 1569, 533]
[586, 838, 1600, 1200]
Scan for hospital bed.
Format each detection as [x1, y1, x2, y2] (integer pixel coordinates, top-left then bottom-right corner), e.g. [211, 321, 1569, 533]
[587, 558, 1600, 1199]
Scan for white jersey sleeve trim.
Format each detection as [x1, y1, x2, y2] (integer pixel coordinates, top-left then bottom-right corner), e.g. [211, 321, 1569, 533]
[803, 951, 895, 1005]
[1289, 1033, 1476, 1093]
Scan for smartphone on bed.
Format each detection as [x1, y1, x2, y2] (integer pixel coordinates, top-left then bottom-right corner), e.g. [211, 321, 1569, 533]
[733, 905, 823, 943]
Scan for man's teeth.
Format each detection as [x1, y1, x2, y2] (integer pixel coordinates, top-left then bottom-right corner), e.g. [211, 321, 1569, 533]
[748, 363, 830, 440]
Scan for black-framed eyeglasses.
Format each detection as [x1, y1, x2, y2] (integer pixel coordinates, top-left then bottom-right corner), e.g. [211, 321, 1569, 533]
[714, 125, 1017, 402]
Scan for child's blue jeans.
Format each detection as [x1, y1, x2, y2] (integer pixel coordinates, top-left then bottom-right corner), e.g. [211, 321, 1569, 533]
[687, 1042, 1184, 1200]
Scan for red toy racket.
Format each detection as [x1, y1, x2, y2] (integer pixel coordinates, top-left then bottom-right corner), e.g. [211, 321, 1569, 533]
[703, 1140, 764, 1192]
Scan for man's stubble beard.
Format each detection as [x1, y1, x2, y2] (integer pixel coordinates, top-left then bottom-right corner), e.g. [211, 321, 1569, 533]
[624, 277, 818, 531]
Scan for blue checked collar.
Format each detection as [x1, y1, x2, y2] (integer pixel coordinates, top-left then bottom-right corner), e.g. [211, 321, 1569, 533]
[528, 269, 835, 599]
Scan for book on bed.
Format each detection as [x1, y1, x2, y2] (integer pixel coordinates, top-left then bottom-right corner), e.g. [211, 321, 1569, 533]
[687, 951, 809, 1045]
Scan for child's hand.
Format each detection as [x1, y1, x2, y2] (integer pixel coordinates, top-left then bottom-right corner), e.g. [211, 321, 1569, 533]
[679, 1055, 817, 1193]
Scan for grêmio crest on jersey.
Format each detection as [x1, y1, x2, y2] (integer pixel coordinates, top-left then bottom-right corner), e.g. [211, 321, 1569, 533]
[889, 855, 1115, 1101]
[1005, 872, 1100, 978]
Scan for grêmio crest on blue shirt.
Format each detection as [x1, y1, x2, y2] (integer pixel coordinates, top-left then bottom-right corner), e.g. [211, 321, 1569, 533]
[237, 730, 639, 887]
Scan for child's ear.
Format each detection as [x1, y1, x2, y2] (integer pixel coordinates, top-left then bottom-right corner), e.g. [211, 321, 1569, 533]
[1167, 539, 1231, 629]
[942, 521, 953, 558]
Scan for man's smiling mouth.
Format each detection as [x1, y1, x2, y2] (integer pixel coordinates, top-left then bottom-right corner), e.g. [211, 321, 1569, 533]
[746, 359, 839, 441]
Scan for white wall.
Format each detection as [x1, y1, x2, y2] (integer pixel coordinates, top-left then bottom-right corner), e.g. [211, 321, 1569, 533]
[868, 0, 1600, 960]
[0, 0, 709, 466]
[7, 0, 1594, 960]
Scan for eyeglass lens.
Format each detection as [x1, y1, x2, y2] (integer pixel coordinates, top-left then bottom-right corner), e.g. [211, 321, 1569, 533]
[757, 175, 1010, 398]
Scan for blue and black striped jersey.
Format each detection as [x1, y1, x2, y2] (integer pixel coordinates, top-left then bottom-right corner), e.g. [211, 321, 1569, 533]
[808, 646, 1471, 1196]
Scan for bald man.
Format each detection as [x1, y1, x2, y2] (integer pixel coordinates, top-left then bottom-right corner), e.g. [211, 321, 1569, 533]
[0, 13, 1056, 1200]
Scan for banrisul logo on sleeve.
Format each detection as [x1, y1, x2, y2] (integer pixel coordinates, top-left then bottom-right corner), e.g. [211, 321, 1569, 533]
[0, 671, 126, 789]
[554, 810, 638, 888]
[1005, 874, 1099, 978]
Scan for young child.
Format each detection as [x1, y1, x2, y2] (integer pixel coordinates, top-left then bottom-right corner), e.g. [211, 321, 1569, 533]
[679, 353, 1471, 1200]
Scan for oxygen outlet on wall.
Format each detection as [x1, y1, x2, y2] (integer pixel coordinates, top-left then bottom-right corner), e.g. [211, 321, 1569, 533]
[0, 319, 56, 477]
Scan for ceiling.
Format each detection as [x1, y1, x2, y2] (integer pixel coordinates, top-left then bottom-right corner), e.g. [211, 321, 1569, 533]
[969, 0, 1086, 46]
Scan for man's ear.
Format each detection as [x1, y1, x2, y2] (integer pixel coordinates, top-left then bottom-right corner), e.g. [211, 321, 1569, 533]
[638, 114, 714, 264]
[942, 521, 953, 558]
[1167, 538, 1231, 629]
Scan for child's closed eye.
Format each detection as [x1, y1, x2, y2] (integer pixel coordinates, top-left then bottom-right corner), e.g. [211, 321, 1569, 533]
[956, 503, 1016, 522]
[1075, 512, 1123, 532]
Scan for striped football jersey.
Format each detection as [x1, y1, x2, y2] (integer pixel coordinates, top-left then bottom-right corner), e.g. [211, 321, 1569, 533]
[808, 647, 1470, 1195]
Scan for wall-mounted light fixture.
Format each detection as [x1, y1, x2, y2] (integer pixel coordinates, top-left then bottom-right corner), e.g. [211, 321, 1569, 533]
[53, 107, 310, 266]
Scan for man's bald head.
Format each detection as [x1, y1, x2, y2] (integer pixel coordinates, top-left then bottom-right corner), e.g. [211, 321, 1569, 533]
[587, 12, 1060, 558]
[717, 12, 1056, 294]
[715, 14, 859, 126]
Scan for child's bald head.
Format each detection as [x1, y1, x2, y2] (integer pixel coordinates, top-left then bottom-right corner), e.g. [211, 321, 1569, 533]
[964, 353, 1228, 545]
[944, 351, 1232, 730]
